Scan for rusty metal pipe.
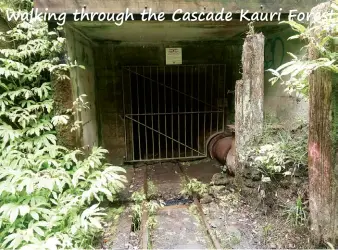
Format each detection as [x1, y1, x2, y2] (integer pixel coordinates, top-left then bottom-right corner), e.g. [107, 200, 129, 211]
[206, 126, 236, 176]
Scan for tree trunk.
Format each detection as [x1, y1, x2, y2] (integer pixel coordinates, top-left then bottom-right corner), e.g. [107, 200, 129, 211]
[333, 38, 338, 243]
[308, 2, 338, 245]
[235, 32, 265, 180]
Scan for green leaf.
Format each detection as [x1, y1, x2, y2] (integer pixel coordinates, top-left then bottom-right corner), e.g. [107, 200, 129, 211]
[0, 81, 9, 90]
[280, 20, 306, 34]
[89, 217, 102, 229]
[287, 35, 300, 40]
[33, 226, 44, 236]
[30, 211, 39, 220]
[51, 115, 69, 126]
[9, 207, 19, 223]
[280, 64, 300, 76]
[275, 60, 297, 72]
[8, 235, 23, 249]
[26, 180, 34, 194]
[19, 205, 30, 216]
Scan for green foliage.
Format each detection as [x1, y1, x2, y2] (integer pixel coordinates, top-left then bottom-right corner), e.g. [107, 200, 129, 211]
[130, 191, 146, 231]
[181, 178, 209, 198]
[130, 191, 164, 231]
[146, 200, 164, 230]
[52, 94, 90, 132]
[262, 223, 273, 244]
[245, 122, 308, 182]
[131, 190, 146, 204]
[268, 2, 338, 98]
[146, 180, 157, 199]
[146, 200, 163, 215]
[283, 196, 308, 226]
[0, 3, 127, 249]
[0, 0, 32, 11]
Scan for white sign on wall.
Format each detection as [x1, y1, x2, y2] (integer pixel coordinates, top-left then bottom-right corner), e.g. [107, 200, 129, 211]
[166, 48, 182, 65]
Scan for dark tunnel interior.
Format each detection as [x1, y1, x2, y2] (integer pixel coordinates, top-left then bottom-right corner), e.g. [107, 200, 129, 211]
[124, 64, 233, 161]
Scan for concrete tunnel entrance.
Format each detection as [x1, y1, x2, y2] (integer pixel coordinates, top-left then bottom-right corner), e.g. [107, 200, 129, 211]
[64, 20, 281, 164]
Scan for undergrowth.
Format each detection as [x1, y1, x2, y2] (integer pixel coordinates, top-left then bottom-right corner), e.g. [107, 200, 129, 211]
[130, 191, 146, 231]
[245, 120, 308, 183]
[180, 178, 209, 199]
[0, 1, 127, 249]
[130, 190, 163, 232]
[283, 196, 309, 227]
[243, 119, 309, 226]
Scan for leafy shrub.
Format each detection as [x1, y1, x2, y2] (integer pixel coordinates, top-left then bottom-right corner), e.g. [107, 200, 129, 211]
[0, 3, 127, 249]
[245, 122, 308, 182]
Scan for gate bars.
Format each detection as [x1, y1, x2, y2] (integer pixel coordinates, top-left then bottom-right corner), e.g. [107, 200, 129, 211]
[122, 64, 228, 162]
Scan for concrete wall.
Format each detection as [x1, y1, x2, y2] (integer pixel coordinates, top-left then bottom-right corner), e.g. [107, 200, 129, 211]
[94, 44, 125, 164]
[0, 18, 9, 48]
[94, 41, 242, 163]
[263, 27, 308, 129]
[35, 0, 326, 14]
[65, 28, 99, 149]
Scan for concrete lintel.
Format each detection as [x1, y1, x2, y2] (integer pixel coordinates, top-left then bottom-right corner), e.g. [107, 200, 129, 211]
[34, 0, 327, 14]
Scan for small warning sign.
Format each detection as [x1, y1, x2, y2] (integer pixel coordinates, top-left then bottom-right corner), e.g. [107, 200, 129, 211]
[166, 48, 182, 65]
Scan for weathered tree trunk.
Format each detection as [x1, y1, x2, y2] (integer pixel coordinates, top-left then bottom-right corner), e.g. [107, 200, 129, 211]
[235, 32, 265, 180]
[333, 39, 338, 244]
[308, 2, 338, 245]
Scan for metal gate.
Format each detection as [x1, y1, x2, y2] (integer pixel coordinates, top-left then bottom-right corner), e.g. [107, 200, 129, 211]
[122, 64, 228, 162]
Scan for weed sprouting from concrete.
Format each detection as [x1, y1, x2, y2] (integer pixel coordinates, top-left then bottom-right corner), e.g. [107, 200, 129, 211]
[247, 22, 255, 36]
[131, 191, 146, 231]
[181, 178, 209, 198]
[147, 180, 158, 199]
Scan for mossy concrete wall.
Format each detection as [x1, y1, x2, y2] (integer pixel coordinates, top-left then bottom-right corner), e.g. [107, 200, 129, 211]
[0, 18, 9, 48]
[64, 28, 99, 150]
[263, 27, 308, 128]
